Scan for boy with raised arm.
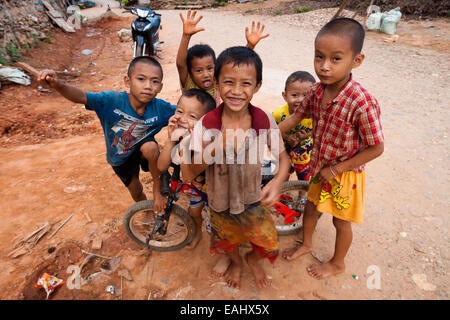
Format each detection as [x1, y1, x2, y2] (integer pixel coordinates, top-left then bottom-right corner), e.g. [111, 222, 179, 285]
[37, 56, 176, 214]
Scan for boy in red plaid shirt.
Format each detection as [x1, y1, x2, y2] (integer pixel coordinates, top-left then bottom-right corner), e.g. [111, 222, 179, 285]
[279, 18, 384, 279]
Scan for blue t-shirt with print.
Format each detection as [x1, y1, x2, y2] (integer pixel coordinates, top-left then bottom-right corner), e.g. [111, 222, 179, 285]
[85, 91, 176, 167]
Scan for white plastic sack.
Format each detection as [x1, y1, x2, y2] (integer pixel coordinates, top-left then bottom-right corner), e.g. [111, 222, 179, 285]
[366, 5, 382, 31]
[381, 9, 402, 35]
[0, 67, 31, 86]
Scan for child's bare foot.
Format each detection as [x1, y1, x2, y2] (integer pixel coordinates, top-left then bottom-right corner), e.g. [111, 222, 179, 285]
[282, 242, 312, 261]
[245, 252, 270, 289]
[225, 261, 242, 289]
[212, 256, 231, 277]
[185, 231, 202, 250]
[307, 262, 345, 280]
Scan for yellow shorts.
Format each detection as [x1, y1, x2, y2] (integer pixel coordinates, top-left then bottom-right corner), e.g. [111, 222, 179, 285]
[308, 171, 365, 224]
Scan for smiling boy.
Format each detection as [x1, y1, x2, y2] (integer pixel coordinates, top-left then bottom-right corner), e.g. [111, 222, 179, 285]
[279, 18, 384, 280]
[181, 46, 290, 289]
[37, 56, 176, 213]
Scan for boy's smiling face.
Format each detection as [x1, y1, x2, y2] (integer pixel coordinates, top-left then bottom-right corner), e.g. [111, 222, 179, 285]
[282, 80, 313, 114]
[217, 62, 261, 114]
[314, 33, 364, 89]
[124, 62, 163, 107]
[175, 95, 207, 131]
[190, 55, 215, 91]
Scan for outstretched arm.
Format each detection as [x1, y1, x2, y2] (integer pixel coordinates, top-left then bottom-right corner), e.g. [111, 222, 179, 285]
[245, 21, 270, 50]
[37, 69, 86, 105]
[176, 10, 205, 88]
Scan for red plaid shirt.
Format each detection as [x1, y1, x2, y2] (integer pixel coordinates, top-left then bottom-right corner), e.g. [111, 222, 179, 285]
[295, 74, 384, 178]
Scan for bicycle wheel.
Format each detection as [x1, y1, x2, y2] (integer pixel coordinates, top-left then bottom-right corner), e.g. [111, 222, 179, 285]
[270, 180, 309, 236]
[123, 200, 195, 251]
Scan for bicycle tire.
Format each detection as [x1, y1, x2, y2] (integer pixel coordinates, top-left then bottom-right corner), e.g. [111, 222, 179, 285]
[123, 200, 195, 251]
[271, 180, 310, 236]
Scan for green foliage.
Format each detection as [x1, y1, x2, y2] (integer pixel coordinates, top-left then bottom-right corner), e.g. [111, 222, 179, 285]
[295, 6, 312, 13]
[214, 0, 228, 7]
[6, 42, 22, 62]
[274, 9, 282, 16]
[0, 47, 9, 65]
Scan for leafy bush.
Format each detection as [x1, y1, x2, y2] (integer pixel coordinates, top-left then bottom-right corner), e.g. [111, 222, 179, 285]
[295, 6, 312, 13]
[6, 42, 22, 62]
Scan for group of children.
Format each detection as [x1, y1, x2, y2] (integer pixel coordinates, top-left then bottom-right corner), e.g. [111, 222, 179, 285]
[37, 11, 384, 290]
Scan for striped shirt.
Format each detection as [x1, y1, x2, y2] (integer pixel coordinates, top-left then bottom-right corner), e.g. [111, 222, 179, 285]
[294, 74, 384, 178]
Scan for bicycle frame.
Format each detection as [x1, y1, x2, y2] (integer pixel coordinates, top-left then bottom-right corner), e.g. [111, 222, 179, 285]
[145, 168, 204, 248]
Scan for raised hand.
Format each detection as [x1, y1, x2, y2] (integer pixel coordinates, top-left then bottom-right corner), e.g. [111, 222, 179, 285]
[180, 9, 205, 36]
[245, 21, 270, 49]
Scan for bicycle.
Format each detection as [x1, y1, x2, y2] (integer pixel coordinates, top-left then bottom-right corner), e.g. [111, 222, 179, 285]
[123, 163, 311, 250]
[123, 165, 198, 251]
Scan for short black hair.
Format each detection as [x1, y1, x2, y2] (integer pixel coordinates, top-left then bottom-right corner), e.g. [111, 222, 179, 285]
[186, 44, 216, 72]
[179, 88, 216, 114]
[127, 56, 163, 79]
[214, 46, 263, 85]
[316, 18, 365, 55]
[285, 71, 316, 90]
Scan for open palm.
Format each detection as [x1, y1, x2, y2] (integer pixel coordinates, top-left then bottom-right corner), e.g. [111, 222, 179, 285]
[180, 9, 205, 36]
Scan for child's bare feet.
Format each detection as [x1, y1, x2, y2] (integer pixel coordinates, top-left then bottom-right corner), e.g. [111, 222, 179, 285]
[245, 252, 270, 289]
[282, 242, 312, 261]
[225, 261, 242, 289]
[307, 262, 345, 280]
[212, 256, 231, 277]
[185, 230, 202, 249]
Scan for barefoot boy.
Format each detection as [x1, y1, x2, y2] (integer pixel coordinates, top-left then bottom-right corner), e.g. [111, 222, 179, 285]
[37, 56, 175, 213]
[280, 18, 384, 279]
[175, 10, 269, 275]
[157, 88, 216, 249]
[181, 46, 290, 289]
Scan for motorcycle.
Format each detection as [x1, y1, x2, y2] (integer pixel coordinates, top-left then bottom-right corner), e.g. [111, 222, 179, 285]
[129, 6, 162, 57]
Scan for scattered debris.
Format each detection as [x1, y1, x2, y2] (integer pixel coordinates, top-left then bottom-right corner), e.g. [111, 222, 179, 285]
[174, 285, 194, 299]
[8, 221, 54, 258]
[42, 1, 75, 33]
[84, 212, 92, 223]
[118, 269, 133, 281]
[105, 284, 118, 296]
[148, 290, 166, 300]
[91, 238, 102, 250]
[48, 214, 73, 239]
[34, 273, 64, 299]
[412, 274, 436, 291]
[383, 34, 400, 43]
[38, 85, 52, 93]
[0, 67, 31, 86]
[117, 29, 132, 42]
[64, 185, 87, 193]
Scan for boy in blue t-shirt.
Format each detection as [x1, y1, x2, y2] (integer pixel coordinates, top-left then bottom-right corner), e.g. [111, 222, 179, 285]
[37, 56, 176, 213]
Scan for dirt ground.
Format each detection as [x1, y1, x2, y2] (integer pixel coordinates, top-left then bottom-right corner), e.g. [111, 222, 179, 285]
[0, 3, 448, 300]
